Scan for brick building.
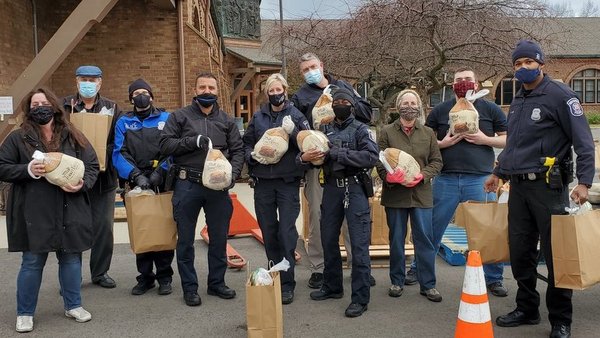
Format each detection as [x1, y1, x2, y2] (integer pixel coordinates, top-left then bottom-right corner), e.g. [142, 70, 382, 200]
[0, 0, 281, 140]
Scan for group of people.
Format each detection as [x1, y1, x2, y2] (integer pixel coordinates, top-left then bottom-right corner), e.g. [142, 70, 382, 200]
[0, 39, 593, 338]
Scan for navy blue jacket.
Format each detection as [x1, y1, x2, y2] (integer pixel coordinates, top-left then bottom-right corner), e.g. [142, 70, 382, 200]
[495, 75, 595, 186]
[113, 107, 170, 180]
[290, 74, 372, 127]
[243, 102, 310, 180]
[323, 117, 379, 178]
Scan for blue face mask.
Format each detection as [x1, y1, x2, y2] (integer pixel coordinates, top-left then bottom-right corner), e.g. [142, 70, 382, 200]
[78, 81, 98, 98]
[304, 69, 322, 85]
[515, 67, 541, 84]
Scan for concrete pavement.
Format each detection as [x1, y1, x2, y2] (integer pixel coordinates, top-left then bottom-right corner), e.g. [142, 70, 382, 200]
[0, 184, 599, 337]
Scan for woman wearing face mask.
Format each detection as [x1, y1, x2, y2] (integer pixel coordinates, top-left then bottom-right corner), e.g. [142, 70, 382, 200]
[376, 89, 443, 302]
[242, 73, 309, 305]
[112, 79, 174, 296]
[0, 87, 99, 332]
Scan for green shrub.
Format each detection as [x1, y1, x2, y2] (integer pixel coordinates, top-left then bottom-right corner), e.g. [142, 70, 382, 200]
[587, 112, 600, 125]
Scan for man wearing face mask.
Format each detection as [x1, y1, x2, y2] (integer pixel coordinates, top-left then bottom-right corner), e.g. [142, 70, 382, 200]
[112, 79, 174, 296]
[160, 72, 244, 307]
[308, 88, 378, 318]
[418, 67, 508, 297]
[291, 53, 375, 290]
[485, 40, 594, 338]
[63, 65, 122, 289]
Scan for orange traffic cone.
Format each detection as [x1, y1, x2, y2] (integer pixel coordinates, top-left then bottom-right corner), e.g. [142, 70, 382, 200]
[455, 250, 494, 338]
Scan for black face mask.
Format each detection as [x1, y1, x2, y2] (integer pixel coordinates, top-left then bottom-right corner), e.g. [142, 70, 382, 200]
[333, 104, 353, 121]
[29, 106, 54, 125]
[195, 93, 218, 108]
[132, 94, 152, 110]
[268, 93, 285, 107]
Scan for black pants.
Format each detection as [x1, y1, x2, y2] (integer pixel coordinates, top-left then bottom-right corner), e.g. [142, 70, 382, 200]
[136, 250, 175, 284]
[253, 178, 300, 293]
[508, 179, 572, 325]
[172, 179, 232, 292]
[89, 186, 116, 281]
[321, 181, 371, 305]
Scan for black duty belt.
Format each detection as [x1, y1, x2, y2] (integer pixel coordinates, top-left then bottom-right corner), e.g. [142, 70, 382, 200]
[327, 176, 360, 188]
[510, 172, 544, 182]
[177, 166, 203, 184]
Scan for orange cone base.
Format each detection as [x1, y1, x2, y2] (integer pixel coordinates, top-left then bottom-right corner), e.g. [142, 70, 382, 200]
[455, 318, 494, 338]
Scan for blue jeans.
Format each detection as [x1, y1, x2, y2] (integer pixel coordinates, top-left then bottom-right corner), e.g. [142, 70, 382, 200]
[386, 207, 436, 290]
[411, 173, 504, 284]
[17, 251, 83, 315]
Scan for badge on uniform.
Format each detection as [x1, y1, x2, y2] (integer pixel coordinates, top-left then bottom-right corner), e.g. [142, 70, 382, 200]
[567, 97, 583, 117]
[531, 108, 541, 121]
[158, 121, 166, 130]
[367, 129, 375, 142]
[178, 169, 187, 180]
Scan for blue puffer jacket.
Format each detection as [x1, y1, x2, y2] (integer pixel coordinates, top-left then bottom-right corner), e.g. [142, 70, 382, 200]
[243, 102, 310, 181]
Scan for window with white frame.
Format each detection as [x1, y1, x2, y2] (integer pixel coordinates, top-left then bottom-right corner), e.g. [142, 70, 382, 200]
[494, 77, 522, 106]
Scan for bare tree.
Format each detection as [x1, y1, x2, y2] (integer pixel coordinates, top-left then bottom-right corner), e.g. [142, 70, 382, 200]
[579, 0, 600, 17]
[269, 0, 561, 122]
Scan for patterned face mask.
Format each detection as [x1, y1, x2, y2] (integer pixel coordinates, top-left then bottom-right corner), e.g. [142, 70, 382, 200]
[452, 81, 476, 98]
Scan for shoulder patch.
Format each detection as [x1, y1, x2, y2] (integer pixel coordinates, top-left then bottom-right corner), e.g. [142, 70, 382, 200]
[303, 120, 310, 130]
[567, 97, 583, 117]
[367, 129, 375, 142]
[157, 121, 166, 130]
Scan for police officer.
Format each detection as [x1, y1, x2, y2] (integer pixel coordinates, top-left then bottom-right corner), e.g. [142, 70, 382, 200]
[308, 88, 378, 318]
[159, 72, 244, 307]
[485, 40, 594, 338]
[243, 73, 309, 305]
[63, 65, 122, 288]
[113, 79, 174, 296]
[290, 52, 374, 289]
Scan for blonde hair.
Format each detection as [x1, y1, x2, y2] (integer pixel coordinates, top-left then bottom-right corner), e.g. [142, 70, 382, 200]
[263, 73, 289, 96]
[395, 89, 425, 124]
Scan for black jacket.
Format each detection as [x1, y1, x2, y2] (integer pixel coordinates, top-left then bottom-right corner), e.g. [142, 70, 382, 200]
[63, 93, 122, 192]
[0, 128, 99, 253]
[159, 100, 244, 179]
[243, 102, 309, 180]
[495, 75, 595, 186]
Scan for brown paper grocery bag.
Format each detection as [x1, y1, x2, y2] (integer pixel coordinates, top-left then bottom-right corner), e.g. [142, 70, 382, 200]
[371, 197, 389, 245]
[125, 192, 177, 254]
[70, 112, 112, 171]
[246, 271, 283, 338]
[552, 210, 600, 290]
[454, 201, 509, 264]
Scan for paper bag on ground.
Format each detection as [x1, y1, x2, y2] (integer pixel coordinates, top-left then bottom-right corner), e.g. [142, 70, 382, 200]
[449, 98, 479, 135]
[311, 86, 335, 129]
[70, 112, 112, 171]
[454, 201, 509, 264]
[253, 127, 289, 164]
[552, 209, 600, 289]
[297, 130, 329, 165]
[246, 271, 283, 338]
[382, 148, 421, 184]
[203, 141, 233, 190]
[125, 192, 177, 254]
[32, 150, 84, 187]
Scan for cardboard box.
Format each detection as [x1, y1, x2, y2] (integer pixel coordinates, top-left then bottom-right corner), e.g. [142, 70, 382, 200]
[370, 196, 412, 246]
[70, 112, 112, 171]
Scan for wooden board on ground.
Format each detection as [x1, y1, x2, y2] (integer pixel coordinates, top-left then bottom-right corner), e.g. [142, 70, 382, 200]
[114, 193, 127, 221]
[340, 244, 414, 268]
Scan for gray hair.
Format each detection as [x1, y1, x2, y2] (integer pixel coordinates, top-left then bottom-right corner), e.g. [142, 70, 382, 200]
[299, 52, 320, 63]
[395, 89, 425, 125]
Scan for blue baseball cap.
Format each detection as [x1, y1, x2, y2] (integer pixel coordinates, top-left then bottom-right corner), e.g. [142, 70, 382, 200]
[75, 65, 102, 77]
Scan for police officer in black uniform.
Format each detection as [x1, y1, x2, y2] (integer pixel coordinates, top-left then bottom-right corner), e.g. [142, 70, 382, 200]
[308, 88, 378, 318]
[485, 40, 594, 338]
[159, 72, 244, 307]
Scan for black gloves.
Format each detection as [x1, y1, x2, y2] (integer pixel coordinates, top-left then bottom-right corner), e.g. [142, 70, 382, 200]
[133, 174, 151, 190]
[149, 169, 163, 187]
[184, 135, 210, 150]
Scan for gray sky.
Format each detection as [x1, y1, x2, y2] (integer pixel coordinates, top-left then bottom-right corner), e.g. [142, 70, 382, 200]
[260, 0, 600, 19]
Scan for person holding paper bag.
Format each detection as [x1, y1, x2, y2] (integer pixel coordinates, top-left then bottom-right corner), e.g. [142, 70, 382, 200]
[160, 72, 244, 307]
[243, 74, 309, 304]
[113, 79, 174, 296]
[485, 40, 595, 338]
[376, 90, 443, 302]
[63, 65, 122, 289]
[0, 87, 99, 332]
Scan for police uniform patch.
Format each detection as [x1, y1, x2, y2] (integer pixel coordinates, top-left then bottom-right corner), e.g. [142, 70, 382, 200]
[303, 120, 310, 129]
[567, 97, 583, 117]
[158, 121, 166, 130]
[368, 129, 375, 142]
[531, 108, 541, 121]
[125, 122, 141, 130]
